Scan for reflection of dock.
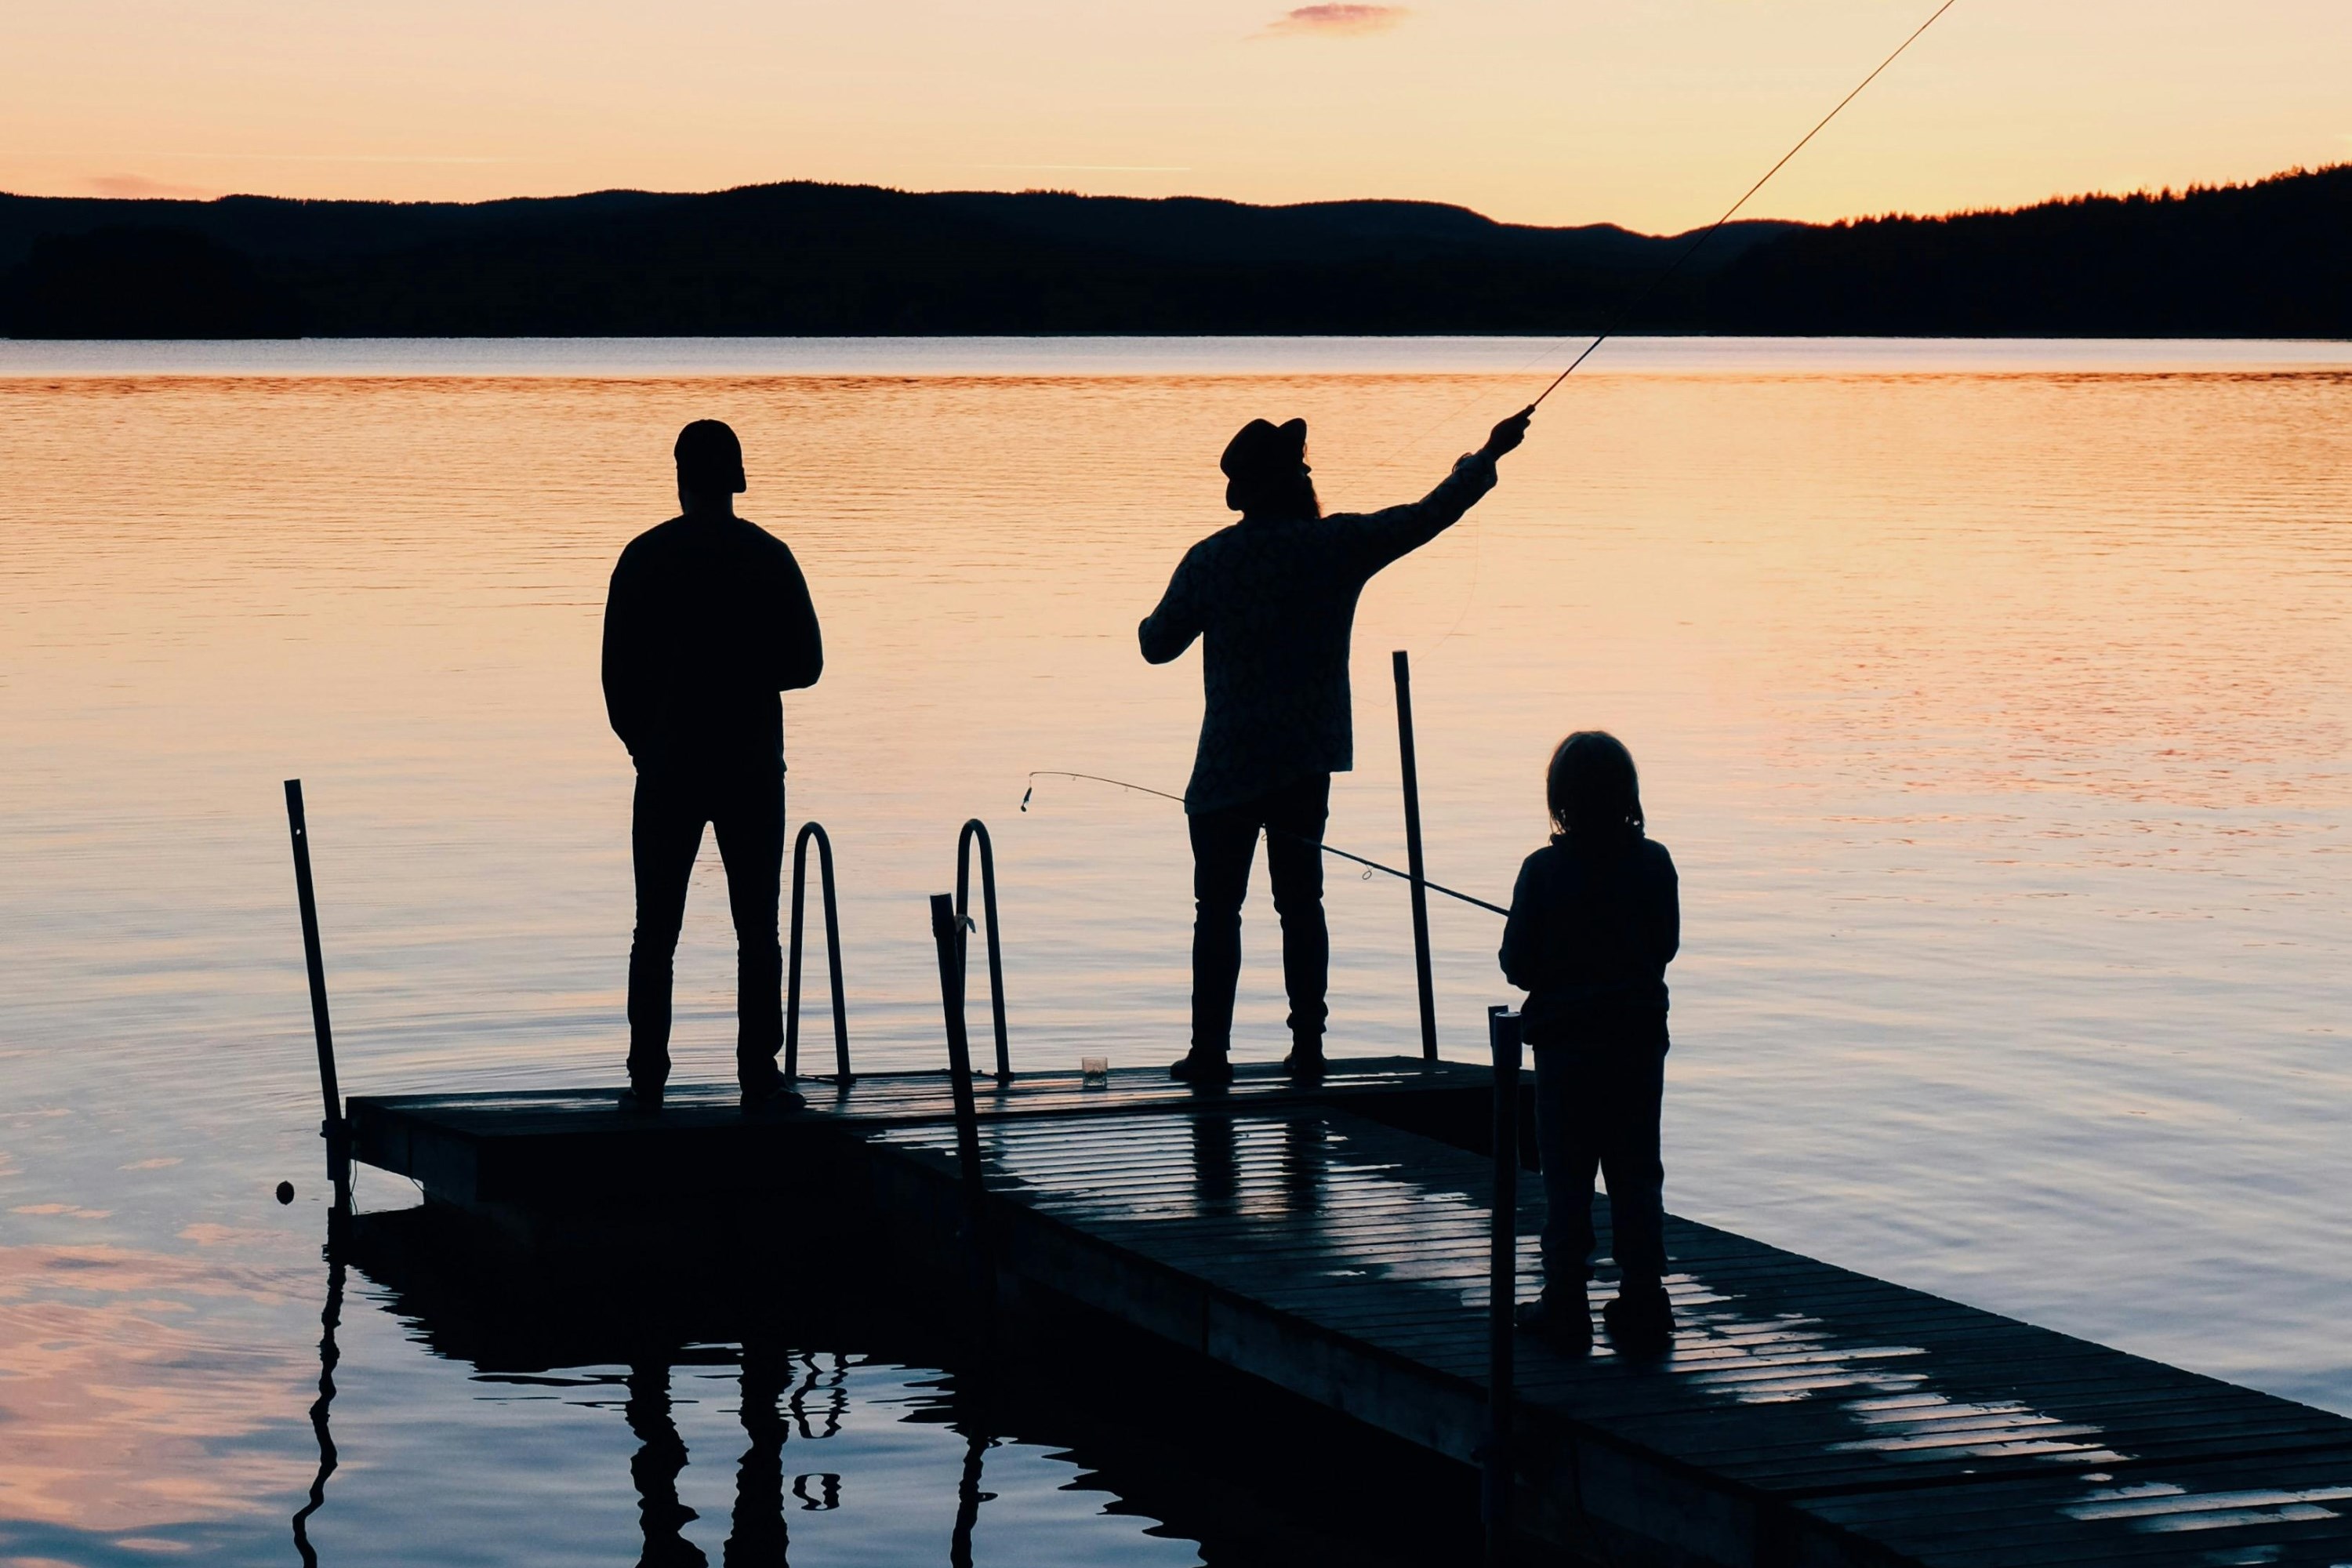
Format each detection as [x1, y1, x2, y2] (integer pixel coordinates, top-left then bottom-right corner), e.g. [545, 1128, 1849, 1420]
[349, 1061, 2352, 1566]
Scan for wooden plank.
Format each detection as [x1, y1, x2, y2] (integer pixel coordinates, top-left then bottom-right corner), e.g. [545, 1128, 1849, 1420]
[1797, 1443, 2352, 1566]
[912, 1101, 2352, 1558]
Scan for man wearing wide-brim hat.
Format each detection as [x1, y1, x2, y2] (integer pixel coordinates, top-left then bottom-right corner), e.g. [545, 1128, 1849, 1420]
[1140, 405, 1532, 1084]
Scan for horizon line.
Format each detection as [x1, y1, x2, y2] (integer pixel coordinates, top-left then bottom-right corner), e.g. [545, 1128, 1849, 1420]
[2, 160, 2344, 241]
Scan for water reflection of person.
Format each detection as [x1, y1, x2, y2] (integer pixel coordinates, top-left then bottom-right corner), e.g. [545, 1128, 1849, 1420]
[1190, 1111, 1239, 1216]
[725, 1344, 789, 1565]
[602, 420, 823, 1116]
[1281, 1114, 1326, 1216]
[1140, 408, 1531, 1087]
[626, 1360, 708, 1567]
[626, 1348, 807, 1566]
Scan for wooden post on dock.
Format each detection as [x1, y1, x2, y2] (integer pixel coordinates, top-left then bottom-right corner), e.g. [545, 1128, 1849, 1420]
[1394, 652, 1439, 1061]
[931, 894, 995, 1326]
[1484, 1004, 1522, 1564]
[283, 780, 350, 1210]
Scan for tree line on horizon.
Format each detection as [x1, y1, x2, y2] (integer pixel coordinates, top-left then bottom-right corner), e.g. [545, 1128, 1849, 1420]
[2, 165, 2347, 339]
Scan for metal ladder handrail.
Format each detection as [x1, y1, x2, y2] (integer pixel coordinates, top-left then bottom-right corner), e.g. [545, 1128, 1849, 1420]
[954, 818, 1011, 1085]
[785, 820, 852, 1084]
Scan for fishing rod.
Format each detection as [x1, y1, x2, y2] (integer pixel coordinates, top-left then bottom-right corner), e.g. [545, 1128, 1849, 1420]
[1412, 0, 1959, 648]
[1033, 17, 1962, 922]
[1022, 771, 1509, 917]
[1529, 0, 1962, 408]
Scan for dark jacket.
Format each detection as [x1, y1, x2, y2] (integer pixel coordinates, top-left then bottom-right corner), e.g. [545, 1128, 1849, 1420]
[1499, 833, 1679, 1048]
[601, 512, 822, 773]
[1138, 453, 1497, 813]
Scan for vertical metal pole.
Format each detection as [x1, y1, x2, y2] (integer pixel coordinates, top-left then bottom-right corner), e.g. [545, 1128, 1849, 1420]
[786, 822, 855, 1084]
[786, 831, 810, 1083]
[931, 895, 993, 1314]
[1395, 652, 1439, 1061]
[283, 781, 350, 1203]
[956, 821, 1012, 1084]
[818, 833, 851, 1083]
[1484, 1004, 1523, 1564]
[978, 855, 1008, 1086]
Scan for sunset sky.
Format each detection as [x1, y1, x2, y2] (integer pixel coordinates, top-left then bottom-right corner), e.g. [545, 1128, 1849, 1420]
[3, 0, 2347, 232]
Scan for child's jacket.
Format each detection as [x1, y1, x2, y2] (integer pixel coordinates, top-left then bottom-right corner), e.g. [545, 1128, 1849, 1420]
[1498, 833, 1679, 1048]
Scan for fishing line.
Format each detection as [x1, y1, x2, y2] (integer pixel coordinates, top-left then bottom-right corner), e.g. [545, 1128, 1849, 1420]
[1401, 0, 1966, 455]
[1527, 0, 1962, 408]
[1417, 0, 1961, 648]
[1022, 771, 1509, 917]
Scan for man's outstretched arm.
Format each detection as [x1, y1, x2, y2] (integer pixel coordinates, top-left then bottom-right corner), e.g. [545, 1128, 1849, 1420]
[1138, 550, 1204, 665]
[1354, 405, 1533, 572]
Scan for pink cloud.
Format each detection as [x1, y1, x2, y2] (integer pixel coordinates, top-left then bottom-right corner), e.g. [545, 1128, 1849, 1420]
[81, 172, 215, 200]
[1263, 4, 1408, 37]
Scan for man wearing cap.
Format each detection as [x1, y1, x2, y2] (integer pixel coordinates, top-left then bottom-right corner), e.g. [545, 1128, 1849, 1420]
[602, 419, 823, 1115]
[1140, 406, 1533, 1085]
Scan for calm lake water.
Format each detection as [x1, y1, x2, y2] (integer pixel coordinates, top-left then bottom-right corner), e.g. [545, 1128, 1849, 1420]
[3, 336, 2349, 1561]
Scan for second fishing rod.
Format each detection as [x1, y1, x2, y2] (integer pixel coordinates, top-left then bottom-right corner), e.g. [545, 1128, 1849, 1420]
[1027, 652, 1499, 1062]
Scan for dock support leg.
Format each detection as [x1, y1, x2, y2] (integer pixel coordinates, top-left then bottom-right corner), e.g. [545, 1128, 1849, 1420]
[1395, 652, 1439, 1062]
[931, 894, 995, 1330]
[1484, 1004, 1523, 1564]
[283, 780, 350, 1212]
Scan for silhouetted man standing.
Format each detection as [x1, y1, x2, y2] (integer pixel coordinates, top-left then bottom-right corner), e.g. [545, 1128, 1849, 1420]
[604, 420, 822, 1114]
[1141, 408, 1530, 1085]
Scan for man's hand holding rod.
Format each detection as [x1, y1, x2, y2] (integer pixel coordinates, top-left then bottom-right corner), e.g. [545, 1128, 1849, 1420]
[1479, 405, 1534, 463]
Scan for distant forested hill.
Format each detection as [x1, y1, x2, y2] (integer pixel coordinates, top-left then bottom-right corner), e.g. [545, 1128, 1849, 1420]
[2, 165, 2346, 338]
[0, 183, 1784, 338]
[1708, 164, 2352, 337]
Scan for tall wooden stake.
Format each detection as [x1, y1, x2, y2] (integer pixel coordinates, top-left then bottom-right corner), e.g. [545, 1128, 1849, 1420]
[283, 780, 350, 1206]
[1394, 651, 1439, 1060]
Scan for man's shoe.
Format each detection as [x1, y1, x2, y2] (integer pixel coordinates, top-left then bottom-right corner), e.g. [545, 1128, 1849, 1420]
[1602, 1279, 1675, 1356]
[1282, 1043, 1327, 1082]
[617, 1085, 664, 1115]
[740, 1076, 807, 1117]
[1514, 1292, 1593, 1355]
[1168, 1053, 1234, 1087]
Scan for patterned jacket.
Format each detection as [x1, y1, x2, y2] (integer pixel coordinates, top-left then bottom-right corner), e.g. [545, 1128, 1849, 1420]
[1139, 452, 1497, 813]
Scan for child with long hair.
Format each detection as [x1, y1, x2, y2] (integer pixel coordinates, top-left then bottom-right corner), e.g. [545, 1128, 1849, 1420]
[1499, 731, 1680, 1354]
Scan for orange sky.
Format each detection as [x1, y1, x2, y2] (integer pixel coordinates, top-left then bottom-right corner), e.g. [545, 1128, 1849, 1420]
[2, 0, 2347, 230]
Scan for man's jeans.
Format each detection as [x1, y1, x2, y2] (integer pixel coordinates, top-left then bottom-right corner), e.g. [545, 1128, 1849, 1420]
[1533, 1035, 1669, 1294]
[626, 764, 785, 1092]
[1187, 774, 1330, 1058]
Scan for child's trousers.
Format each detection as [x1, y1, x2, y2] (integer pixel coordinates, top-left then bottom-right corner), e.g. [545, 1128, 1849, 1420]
[1532, 1035, 1668, 1294]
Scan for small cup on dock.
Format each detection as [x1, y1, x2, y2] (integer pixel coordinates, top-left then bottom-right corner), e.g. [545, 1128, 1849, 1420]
[1080, 1056, 1109, 1088]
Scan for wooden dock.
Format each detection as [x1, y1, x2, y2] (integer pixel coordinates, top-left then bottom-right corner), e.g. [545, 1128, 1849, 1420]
[348, 1061, 2352, 1566]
